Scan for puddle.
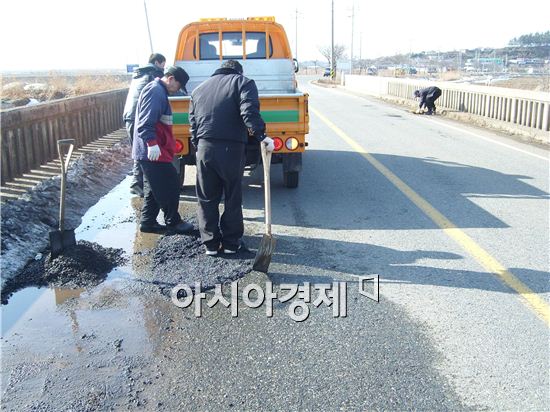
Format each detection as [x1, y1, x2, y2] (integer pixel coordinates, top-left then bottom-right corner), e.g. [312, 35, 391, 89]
[76, 175, 139, 259]
[1, 176, 140, 337]
[1, 287, 46, 335]
[0, 287, 86, 337]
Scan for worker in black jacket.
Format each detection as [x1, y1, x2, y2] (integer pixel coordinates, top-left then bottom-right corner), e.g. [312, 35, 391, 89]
[414, 86, 442, 115]
[189, 60, 275, 256]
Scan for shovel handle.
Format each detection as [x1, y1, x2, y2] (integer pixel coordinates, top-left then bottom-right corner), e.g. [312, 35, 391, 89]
[57, 139, 75, 231]
[260, 143, 272, 236]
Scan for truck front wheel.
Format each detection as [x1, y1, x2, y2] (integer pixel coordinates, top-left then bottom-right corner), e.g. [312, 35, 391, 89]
[283, 171, 299, 188]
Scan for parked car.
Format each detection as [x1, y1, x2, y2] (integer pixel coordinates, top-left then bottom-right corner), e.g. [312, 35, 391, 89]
[367, 65, 378, 75]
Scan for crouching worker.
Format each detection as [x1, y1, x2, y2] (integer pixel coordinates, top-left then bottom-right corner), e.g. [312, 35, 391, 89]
[414, 86, 442, 115]
[133, 65, 194, 234]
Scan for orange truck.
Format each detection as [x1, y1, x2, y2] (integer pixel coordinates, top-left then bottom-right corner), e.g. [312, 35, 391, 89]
[169, 16, 309, 188]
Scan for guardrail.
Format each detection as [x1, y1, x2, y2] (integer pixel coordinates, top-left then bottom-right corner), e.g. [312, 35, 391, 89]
[342, 75, 550, 137]
[1, 88, 128, 184]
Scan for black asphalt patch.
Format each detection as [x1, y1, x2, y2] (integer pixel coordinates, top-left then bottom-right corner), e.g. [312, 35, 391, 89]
[150, 229, 254, 294]
[1, 240, 126, 304]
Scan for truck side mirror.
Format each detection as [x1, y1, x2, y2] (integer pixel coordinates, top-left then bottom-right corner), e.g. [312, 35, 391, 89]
[293, 58, 299, 73]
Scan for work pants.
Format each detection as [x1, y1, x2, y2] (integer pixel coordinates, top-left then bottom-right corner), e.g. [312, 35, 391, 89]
[195, 140, 246, 250]
[139, 160, 182, 227]
[426, 89, 442, 113]
[125, 121, 144, 190]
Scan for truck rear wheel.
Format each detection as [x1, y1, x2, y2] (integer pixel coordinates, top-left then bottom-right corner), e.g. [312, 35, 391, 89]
[283, 171, 299, 188]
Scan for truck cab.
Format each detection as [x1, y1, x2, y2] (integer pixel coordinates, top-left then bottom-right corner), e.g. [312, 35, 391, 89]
[170, 16, 309, 188]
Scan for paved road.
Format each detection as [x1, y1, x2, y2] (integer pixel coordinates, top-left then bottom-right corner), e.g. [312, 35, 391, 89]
[1, 79, 548, 411]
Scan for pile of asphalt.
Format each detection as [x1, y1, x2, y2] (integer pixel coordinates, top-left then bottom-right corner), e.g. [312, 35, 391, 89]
[1, 141, 132, 287]
[1, 240, 126, 304]
[150, 226, 255, 294]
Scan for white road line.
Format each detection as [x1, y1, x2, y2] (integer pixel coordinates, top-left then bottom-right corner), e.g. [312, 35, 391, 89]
[425, 118, 549, 162]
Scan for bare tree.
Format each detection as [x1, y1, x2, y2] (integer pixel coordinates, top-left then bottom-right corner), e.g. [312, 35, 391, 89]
[318, 44, 347, 68]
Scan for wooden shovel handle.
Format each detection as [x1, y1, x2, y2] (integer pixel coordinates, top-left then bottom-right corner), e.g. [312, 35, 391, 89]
[57, 139, 75, 231]
[260, 143, 272, 236]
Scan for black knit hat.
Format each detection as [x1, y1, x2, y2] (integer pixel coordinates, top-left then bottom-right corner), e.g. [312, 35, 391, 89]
[221, 60, 243, 74]
[164, 66, 189, 94]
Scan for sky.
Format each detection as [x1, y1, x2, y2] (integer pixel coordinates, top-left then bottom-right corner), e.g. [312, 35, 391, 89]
[1, 0, 549, 71]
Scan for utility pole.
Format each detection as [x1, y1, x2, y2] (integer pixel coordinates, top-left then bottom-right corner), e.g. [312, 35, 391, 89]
[144, 0, 154, 54]
[295, 8, 298, 61]
[359, 31, 362, 61]
[331, 0, 335, 79]
[350, 2, 354, 74]
[359, 31, 362, 74]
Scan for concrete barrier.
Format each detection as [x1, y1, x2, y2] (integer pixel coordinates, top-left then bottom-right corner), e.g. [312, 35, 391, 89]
[1, 88, 128, 184]
[342, 74, 550, 142]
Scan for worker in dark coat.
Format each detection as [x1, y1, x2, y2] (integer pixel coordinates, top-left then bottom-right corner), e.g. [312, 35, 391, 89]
[414, 86, 442, 115]
[133, 65, 193, 235]
[123, 53, 166, 196]
[189, 60, 275, 256]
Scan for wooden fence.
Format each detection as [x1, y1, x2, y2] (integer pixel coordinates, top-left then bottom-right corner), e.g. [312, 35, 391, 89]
[1, 88, 128, 184]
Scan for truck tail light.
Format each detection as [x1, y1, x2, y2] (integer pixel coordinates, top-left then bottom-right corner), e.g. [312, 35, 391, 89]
[175, 139, 184, 153]
[273, 137, 283, 151]
[285, 137, 299, 151]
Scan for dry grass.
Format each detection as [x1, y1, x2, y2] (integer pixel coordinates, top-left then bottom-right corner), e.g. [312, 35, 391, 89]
[70, 76, 129, 96]
[490, 76, 550, 92]
[1, 75, 129, 106]
[439, 71, 462, 81]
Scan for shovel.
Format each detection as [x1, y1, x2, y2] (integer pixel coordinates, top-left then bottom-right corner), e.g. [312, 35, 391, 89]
[253, 143, 276, 273]
[49, 139, 76, 258]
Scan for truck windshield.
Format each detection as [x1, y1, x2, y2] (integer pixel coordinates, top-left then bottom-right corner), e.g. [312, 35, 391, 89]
[198, 32, 272, 60]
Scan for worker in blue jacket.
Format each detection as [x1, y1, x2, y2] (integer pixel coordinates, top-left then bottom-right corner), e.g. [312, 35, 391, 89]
[133, 65, 193, 235]
[123, 53, 166, 197]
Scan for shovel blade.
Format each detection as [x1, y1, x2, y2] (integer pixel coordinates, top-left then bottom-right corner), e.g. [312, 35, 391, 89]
[49, 231, 64, 258]
[49, 229, 76, 258]
[62, 229, 76, 248]
[253, 234, 276, 273]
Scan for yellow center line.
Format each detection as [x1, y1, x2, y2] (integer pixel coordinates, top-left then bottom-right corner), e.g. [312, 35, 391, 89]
[311, 106, 550, 326]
